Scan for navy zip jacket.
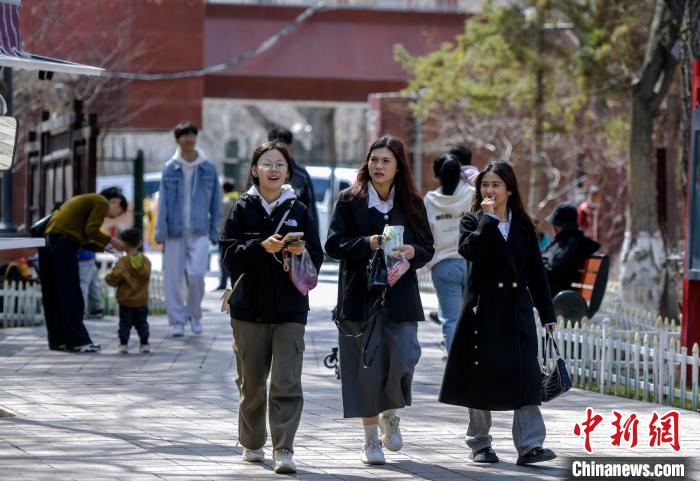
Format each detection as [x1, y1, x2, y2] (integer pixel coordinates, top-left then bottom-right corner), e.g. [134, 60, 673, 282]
[220, 193, 323, 324]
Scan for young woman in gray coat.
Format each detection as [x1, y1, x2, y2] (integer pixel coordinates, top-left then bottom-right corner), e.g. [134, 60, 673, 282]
[439, 161, 558, 466]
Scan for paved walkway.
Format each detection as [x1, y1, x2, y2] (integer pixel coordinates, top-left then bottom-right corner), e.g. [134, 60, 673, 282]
[1, 265, 698, 480]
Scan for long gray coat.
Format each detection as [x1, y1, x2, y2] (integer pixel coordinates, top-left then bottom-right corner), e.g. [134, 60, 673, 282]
[439, 211, 556, 411]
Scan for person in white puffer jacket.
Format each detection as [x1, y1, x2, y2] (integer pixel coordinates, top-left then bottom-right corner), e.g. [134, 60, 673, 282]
[424, 154, 475, 351]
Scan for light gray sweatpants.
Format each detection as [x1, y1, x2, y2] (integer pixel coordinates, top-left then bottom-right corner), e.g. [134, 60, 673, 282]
[466, 405, 546, 456]
[163, 234, 209, 326]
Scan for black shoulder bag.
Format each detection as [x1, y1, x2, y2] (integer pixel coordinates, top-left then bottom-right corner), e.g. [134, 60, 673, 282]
[30, 213, 52, 238]
[367, 235, 388, 294]
[334, 236, 388, 368]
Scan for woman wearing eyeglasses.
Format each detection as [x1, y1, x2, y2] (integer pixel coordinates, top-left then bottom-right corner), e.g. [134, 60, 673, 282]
[220, 141, 323, 474]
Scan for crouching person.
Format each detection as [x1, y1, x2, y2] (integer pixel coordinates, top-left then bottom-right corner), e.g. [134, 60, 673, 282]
[220, 141, 323, 474]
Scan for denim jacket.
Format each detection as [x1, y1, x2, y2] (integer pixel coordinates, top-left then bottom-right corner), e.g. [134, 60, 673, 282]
[155, 150, 222, 243]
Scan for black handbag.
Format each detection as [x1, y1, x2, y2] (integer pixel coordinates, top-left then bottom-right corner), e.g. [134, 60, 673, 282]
[30, 213, 52, 238]
[367, 236, 388, 294]
[541, 333, 572, 402]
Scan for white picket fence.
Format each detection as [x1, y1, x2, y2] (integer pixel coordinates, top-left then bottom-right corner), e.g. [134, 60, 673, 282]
[539, 317, 699, 411]
[0, 281, 44, 327]
[0, 255, 166, 328]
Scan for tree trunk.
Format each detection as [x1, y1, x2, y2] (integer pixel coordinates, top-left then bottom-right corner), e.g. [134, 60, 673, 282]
[658, 85, 684, 321]
[527, 20, 547, 220]
[620, 0, 683, 312]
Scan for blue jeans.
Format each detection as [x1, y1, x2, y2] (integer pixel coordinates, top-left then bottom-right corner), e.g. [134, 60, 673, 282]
[431, 258, 467, 350]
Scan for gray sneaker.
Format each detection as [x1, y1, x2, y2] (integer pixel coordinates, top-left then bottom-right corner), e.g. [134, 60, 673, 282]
[361, 435, 385, 465]
[378, 412, 403, 451]
[172, 323, 185, 337]
[273, 448, 296, 474]
[190, 318, 203, 335]
[242, 447, 264, 463]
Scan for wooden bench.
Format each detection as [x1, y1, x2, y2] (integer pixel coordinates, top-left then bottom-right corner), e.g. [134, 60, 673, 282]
[553, 254, 609, 321]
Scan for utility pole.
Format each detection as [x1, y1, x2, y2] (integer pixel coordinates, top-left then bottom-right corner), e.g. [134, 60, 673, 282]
[0, 67, 16, 233]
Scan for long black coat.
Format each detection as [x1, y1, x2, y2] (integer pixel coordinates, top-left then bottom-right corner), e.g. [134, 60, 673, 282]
[439, 211, 556, 411]
[325, 190, 435, 323]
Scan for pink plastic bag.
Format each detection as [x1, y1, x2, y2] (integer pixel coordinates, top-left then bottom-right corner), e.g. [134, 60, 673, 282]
[288, 250, 318, 296]
[386, 251, 410, 286]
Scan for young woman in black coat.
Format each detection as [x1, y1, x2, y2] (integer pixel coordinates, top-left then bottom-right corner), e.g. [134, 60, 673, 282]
[439, 161, 558, 466]
[220, 141, 323, 474]
[325, 136, 434, 466]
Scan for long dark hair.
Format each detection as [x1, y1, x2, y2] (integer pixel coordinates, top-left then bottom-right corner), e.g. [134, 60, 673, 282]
[349, 136, 428, 242]
[470, 161, 535, 232]
[435, 154, 461, 195]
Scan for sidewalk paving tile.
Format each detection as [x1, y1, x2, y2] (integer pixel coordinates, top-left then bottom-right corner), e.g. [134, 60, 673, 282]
[1, 276, 698, 480]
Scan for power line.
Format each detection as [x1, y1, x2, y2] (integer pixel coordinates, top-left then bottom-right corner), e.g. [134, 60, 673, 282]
[106, 1, 325, 81]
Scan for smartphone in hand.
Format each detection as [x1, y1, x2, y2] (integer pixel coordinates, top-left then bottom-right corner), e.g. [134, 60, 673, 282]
[282, 232, 304, 244]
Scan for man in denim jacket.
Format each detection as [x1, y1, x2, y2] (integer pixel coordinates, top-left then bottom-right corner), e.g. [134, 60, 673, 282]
[155, 122, 222, 336]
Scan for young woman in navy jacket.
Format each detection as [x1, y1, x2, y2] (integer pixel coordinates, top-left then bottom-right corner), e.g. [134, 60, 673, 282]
[221, 141, 323, 474]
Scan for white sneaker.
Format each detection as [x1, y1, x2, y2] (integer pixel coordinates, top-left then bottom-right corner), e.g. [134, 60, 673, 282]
[172, 323, 185, 337]
[139, 344, 150, 354]
[190, 318, 203, 335]
[361, 435, 385, 465]
[116, 344, 128, 354]
[378, 412, 403, 451]
[273, 448, 296, 474]
[242, 447, 264, 463]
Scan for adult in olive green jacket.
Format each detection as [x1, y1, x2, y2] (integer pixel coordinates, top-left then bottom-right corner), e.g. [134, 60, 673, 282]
[39, 188, 127, 352]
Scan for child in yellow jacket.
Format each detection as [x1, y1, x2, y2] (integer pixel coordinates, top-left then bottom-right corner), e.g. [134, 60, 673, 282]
[105, 228, 151, 354]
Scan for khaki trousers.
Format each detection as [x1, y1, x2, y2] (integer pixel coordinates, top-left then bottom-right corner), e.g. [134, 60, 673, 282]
[232, 319, 305, 451]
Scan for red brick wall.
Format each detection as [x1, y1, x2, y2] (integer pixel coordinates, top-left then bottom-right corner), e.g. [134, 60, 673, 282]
[20, 0, 204, 129]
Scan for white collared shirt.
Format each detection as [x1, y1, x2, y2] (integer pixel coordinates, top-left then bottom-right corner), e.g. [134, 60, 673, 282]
[487, 209, 512, 240]
[367, 182, 394, 214]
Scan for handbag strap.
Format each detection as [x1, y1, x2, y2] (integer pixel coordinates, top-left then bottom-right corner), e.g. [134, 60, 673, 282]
[274, 200, 296, 234]
[362, 296, 384, 368]
[272, 200, 296, 267]
[543, 332, 562, 366]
